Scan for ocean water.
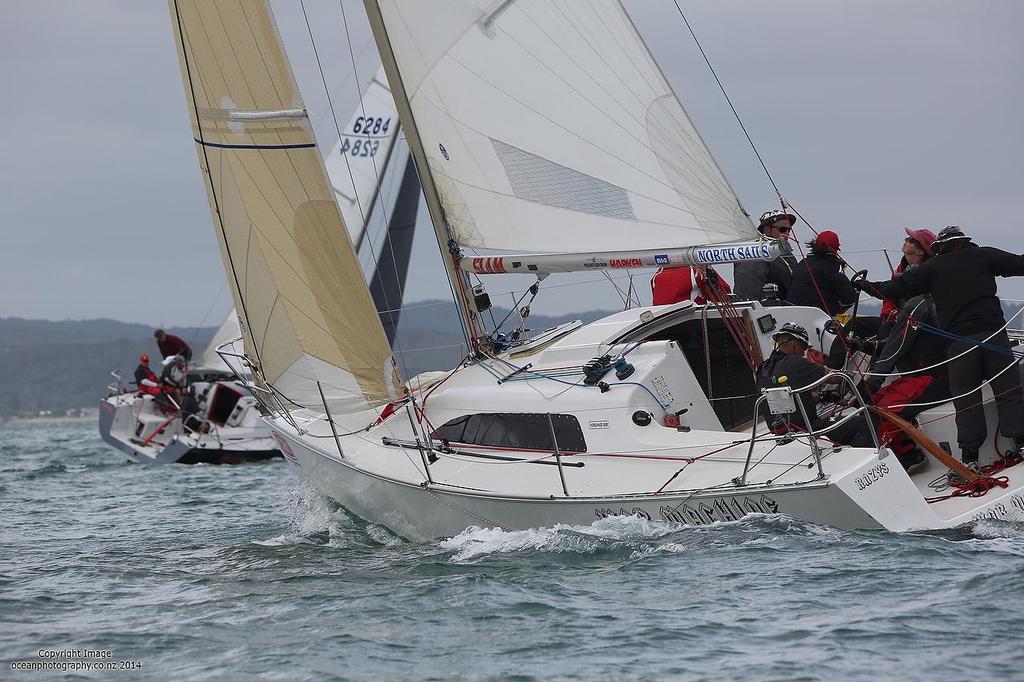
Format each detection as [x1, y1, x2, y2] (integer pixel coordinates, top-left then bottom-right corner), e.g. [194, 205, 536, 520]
[2, 420, 1023, 681]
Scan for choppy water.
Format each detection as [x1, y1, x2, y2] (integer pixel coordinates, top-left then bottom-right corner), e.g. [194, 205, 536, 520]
[2, 420, 1024, 680]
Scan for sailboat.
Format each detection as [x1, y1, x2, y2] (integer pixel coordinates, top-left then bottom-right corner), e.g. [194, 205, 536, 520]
[100, 52, 415, 465]
[169, 0, 1024, 536]
[99, 309, 281, 464]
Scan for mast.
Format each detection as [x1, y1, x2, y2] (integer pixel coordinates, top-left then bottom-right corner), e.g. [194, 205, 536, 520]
[363, 0, 483, 351]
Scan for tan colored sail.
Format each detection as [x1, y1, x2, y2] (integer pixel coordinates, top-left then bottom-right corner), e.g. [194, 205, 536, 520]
[168, 0, 400, 413]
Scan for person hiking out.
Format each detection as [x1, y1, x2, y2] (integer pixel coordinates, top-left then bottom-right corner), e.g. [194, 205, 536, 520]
[788, 231, 858, 316]
[856, 225, 1024, 477]
[733, 209, 799, 303]
[756, 322, 880, 450]
[154, 329, 192, 363]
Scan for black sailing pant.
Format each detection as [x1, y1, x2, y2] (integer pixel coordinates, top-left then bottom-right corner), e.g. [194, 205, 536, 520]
[946, 329, 1024, 458]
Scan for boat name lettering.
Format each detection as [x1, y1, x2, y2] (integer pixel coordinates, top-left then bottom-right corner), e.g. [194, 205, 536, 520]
[693, 244, 772, 264]
[588, 420, 610, 429]
[595, 507, 652, 521]
[854, 462, 889, 491]
[658, 494, 778, 526]
[968, 493, 1024, 522]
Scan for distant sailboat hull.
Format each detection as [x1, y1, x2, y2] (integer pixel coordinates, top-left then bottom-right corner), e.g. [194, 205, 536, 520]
[99, 388, 281, 466]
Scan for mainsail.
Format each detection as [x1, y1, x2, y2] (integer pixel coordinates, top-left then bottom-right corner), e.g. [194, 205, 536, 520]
[364, 0, 756, 256]
[169, 0, 401, 414]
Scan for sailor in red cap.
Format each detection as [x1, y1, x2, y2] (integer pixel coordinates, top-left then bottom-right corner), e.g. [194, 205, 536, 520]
[133, 353, 162, 396]
[788, 230, 857, 315]
[880, 228, 937, 323]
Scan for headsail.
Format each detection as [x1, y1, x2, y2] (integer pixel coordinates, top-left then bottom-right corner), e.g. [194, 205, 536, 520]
[364, 0, 755, 256]
[324, 65, 403, 252]
[197, 308, 242, 372]
[169, 0, 401, 414]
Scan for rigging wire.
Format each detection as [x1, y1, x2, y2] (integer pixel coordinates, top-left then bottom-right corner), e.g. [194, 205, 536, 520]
[299, 0, 412, 381]
[671, 1, 784, 202]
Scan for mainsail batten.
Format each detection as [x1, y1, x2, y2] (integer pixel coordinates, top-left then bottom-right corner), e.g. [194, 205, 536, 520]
[366, 0, 757, 260]
[169, 0, 400, 415]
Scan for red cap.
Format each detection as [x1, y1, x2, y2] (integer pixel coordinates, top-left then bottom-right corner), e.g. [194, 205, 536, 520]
[904, 227, 937, 256]
[816, 230, 841, 252]
[140, 353, 150, 363]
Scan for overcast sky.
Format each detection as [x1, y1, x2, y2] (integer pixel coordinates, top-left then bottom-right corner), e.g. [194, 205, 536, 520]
[2, 1, 1022, 326]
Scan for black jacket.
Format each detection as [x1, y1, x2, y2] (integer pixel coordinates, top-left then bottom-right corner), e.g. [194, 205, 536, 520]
[871, 294, 945, 377]
[756, 349, 829, 430]
[788, 253, 857, 315]
[733, 253, 798, 302]
[866, 243, 1024, 336]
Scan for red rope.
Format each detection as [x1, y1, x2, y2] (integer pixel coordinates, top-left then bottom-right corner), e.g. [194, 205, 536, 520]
[926, 452, 1020, 503]
[702, 269, 762, 370]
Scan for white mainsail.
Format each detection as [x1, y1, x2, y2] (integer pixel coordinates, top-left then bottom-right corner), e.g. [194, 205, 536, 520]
[169, 0, 401, 414]
[365, 0, 755, 256]
[323, 65, 403, 252]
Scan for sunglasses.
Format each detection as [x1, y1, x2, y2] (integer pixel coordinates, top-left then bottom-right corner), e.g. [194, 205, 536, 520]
[905, 237, 922, 248]
[773, 225, 792, 234]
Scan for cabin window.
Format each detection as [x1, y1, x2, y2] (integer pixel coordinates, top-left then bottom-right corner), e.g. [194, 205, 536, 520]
[645, 317, 757, 430]
[433, 413, 587, 452]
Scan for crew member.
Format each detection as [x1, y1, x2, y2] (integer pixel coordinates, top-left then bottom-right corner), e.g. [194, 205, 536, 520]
[154, 329, 192, 362]
[180, 385, 210, 434]
[651, 265, 730, 305]
[756, 322, 880, 450]
[733, 209, 799, 302]
[133, 354, 162, 396]
[880, 228, 936, 325]
[788, 231, 858, 315]
[857, 225, 1024, 475]
[863, 289, 949, 472]
[160, 355, 188, 401]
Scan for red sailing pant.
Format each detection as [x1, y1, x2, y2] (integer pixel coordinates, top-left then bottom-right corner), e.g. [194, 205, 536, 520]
[871, 374, 948, 455]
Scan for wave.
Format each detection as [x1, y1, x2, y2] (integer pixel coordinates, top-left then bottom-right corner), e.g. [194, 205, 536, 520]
[435, 513, 842, 563]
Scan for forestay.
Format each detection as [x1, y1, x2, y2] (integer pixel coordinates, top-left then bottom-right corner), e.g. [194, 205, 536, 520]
[169, 0, 401, 414]
[368, 0, 755, 254]
[323, 65, 402, 252]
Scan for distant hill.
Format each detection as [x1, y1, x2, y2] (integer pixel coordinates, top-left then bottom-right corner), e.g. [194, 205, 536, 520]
[0, 303, 610, 417]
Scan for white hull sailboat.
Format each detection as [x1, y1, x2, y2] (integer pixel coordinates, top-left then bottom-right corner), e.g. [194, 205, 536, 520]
[169, 0, 1024, 537]
[99, 312, 281, 464]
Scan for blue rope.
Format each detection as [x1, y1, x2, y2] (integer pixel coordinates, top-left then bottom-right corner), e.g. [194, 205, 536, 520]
[916, 322, 1024, 359]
